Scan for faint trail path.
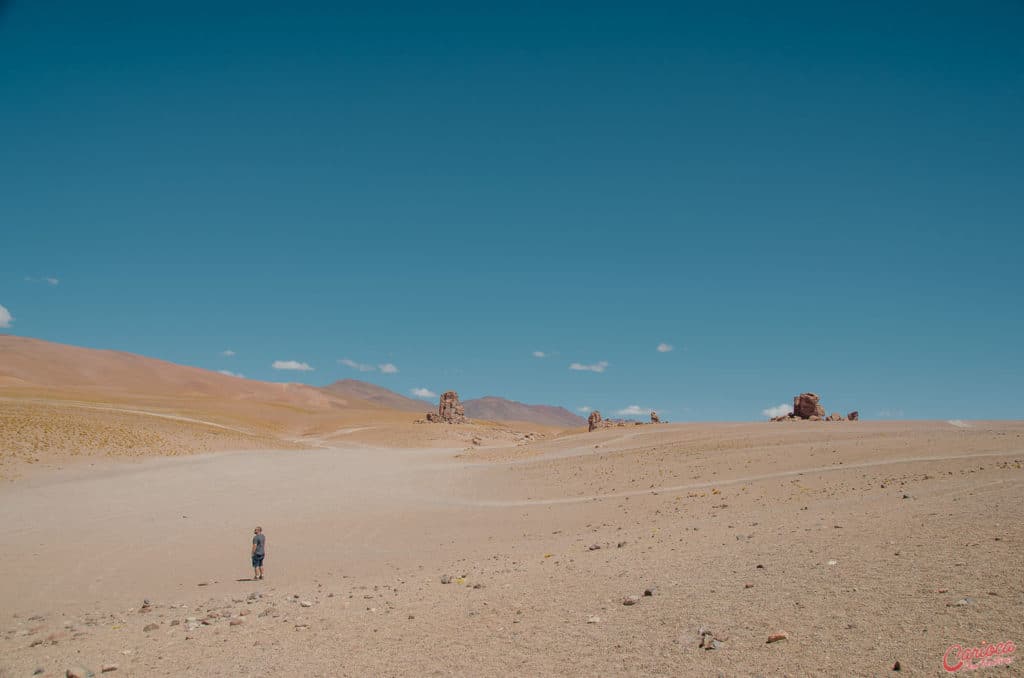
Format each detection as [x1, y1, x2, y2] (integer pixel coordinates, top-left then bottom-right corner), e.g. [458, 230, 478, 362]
[0, 396, 252, 434]
[460, 449, 1021, 507]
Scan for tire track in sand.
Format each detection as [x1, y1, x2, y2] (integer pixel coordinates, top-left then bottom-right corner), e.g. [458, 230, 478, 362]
[458, 450, 1022, 507]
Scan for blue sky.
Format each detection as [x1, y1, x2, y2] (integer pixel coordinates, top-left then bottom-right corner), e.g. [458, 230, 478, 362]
[2, 1, 1022, 420]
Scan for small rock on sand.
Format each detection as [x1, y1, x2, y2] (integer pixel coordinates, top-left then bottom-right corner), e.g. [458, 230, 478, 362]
[622, 595, 641, 606]
[143, 623, 159, 632]
[101, 664, 119, 673]
[587, 616, 601, 623]
[767, 631, 788, 643]
[440, 575, 452, 584]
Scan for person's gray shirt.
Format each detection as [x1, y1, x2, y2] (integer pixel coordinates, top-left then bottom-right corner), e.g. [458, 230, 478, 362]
[253, 533, 265, 556]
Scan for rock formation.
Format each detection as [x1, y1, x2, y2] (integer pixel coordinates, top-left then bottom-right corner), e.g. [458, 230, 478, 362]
[650, 411, 660, 424]
[793, 393, 826, 419]
[770, 394, 858, 422]
[588, 411, 602, 432]
[425, 390, 467, 424]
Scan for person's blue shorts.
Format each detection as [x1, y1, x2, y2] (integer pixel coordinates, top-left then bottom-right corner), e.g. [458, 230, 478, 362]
[252, 553, 264, 568]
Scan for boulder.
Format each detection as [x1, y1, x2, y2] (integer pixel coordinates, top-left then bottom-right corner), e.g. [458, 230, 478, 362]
[848, 410, 859, 421]
[650, 411, 660, 424]
[588, 411, 603, 432]
[793, 393, 825, 419]
[827, 412, 843, 422]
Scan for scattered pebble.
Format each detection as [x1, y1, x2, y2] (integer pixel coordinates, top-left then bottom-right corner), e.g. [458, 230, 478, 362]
[101, 664, 119, 673]
[587, 615, 601, 624]
[588, 544, 601, 551]
[143, 623, 159, 633]
[300, 601, 313, 608]
[622, 595, 641, 606]
[440, 575, 451, 585]
[643, 587, 656, 597]
[767, 631, 788, 643]
[893, 660, 901, 671]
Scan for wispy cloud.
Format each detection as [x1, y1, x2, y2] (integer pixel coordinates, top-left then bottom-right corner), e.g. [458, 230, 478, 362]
[272, 360, 313, 371]
[0, 304, 12, 328]
[338, 358, 399, 374]
[657, 342, 673, 353]
[411, 387, 437, 399]
[616, 405, 649, 416]
[24, 276, 59, 286]
[218, 369, 245, 378]
[339, 358, 375, 372]
[762, 403, 792, 418]
[569, 360, 609, 373]
[532, 351, 547, 358]
[576, 406, 592, 413]
[221, 349, 236, 357]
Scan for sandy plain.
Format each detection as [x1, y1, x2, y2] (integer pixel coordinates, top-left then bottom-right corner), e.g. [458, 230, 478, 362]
[1, 416, 1021, 677]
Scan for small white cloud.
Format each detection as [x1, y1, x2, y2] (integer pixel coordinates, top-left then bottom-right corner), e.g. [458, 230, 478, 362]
[218, 369, 245, 378]
[272, 360, 313, 371]
[339, 358, 375, 372]
[0, 304, 12, 328]
[762, 403, 793, 418]
[23, 276, 60, 286]
[657, 343, 673, 353]
[411, 387, 437, 399]
[221, 349, 236, 357]
[378, 363, 399, 374]
[576, 406, 592, 413]
[532, 351, 547, 358]
[616, 405, 649, 416]
[569, 360, 609, 373]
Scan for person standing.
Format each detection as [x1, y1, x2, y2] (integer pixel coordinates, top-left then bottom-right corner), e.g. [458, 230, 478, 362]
[251, 526, 266, 580]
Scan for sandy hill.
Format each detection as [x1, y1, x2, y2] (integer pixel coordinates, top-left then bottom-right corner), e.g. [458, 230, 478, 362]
[463, 396, 586, 428]
[321, 379, 425, 412]
[0, 336, 564, 472]
[0, 335, 401, 445]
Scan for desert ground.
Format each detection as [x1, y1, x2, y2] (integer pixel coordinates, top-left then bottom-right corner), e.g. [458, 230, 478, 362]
[1, 412, 1022, 677]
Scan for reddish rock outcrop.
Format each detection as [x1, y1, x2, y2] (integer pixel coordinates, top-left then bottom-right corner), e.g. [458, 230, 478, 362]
[793, 393, 826, 419]
[588, 410, 602, 432]
[425, 390, 467, 424]
[771, 394, 858, 422]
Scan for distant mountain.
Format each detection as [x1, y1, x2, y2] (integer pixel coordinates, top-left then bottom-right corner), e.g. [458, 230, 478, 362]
[320, 381, 585, 427]
[463, 396, 586, 428]
[321, 379, 425, 412]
